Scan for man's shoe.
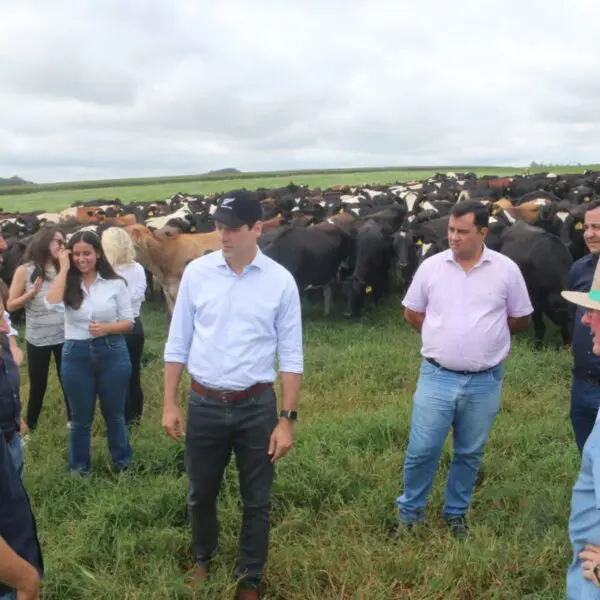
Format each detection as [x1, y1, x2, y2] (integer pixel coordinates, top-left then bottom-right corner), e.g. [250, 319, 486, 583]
[234, 580, 260, 600]
[445, 516, 470, 540]
[188, 562, 209, 585]
[386, 520, 415, 541]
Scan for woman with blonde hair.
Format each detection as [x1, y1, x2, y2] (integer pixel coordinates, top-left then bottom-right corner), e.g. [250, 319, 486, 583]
[101, 227, 147, 427]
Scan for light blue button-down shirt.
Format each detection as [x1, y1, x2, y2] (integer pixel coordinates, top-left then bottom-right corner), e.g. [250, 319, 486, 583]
[567, 409, 600, 599]
[164, 248, 304, 390]
[44, 275, 133, 340]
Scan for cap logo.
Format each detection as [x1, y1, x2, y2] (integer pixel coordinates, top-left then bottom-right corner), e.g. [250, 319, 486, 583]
[220, 197, 235, 210]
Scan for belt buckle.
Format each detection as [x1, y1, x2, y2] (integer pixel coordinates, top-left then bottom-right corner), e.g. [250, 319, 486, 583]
[220, 390, 237, 402]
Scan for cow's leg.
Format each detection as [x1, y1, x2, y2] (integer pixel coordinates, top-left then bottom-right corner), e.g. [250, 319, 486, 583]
[531, 308, 545, 350]
[323, 283, 333, 317]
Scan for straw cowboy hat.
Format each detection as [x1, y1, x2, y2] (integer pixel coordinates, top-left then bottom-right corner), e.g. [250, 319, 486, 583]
[562, 258, 600, 311]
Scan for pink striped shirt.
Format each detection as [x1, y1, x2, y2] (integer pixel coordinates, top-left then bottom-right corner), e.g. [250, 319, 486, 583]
[402, 246, 533, 371]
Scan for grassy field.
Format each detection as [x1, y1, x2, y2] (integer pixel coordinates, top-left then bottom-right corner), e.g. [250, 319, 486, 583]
[8, 164, 586, 598]
[0, 166, 544, 213]
[19, 292, 577, 600]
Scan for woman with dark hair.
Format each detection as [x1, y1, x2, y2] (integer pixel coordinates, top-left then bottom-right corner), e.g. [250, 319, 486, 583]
[44, 230, 134, 474]
[7, 226, 71, 431]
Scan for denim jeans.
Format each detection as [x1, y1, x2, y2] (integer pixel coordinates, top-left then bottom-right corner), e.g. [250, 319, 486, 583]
[566, 413, 600, 599]
[7, 432, 23, 479]
[0, 591, 15, 600]
[396, 359, 504, 523]
[61, 335, 132, 473]
[185, 385, 278, 583]
[570, 377, 600, 456]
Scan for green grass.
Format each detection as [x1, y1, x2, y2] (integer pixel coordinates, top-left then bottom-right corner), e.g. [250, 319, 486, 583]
[19, 292, 577, 600]
[0, 165, 574, 213]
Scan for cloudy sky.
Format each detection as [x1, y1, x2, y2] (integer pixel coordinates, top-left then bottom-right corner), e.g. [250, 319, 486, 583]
[0, 0, 599, 183]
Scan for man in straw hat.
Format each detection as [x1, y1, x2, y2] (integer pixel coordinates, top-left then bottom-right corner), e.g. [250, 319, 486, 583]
[563, 258, 600, 598]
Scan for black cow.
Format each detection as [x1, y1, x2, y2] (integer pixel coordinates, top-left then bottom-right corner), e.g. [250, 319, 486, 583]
[499, 221, 573, 348]
[341, 219, 394, 318]
[262, 220, 355, 316]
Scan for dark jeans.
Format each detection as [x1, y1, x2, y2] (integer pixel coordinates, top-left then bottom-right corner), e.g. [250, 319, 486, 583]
[26, 341, 71, 429]
[185, 384, 278, 583]
[570, 376, 600, 455]
[124, 317, 144, 426]
[61, 335, 132, 473]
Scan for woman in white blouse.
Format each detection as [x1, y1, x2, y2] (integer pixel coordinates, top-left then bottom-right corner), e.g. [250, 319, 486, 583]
[101, 227, 147, 427]
[45, 230, 134, 474]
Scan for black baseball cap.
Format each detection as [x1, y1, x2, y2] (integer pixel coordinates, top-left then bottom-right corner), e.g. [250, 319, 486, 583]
[213, 190, 262, 228]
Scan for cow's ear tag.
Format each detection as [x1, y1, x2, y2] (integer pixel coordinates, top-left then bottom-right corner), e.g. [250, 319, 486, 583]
[575, 222, 584, 230]
[365, 286, 373, 294]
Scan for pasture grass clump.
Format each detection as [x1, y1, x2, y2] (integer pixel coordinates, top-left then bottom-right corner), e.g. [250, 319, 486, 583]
[19, 294, 578, 599]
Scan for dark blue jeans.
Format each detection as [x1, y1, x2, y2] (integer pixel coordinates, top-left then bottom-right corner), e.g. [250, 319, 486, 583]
[61, 335, 132, 473]
[570, 377, 600, 456]
[185, 385, 278, 584]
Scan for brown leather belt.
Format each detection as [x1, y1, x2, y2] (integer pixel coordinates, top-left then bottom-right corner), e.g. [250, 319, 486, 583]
[191, 380, 272, 403]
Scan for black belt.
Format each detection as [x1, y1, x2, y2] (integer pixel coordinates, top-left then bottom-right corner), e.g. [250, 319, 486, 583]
[425, 357, 495, 376]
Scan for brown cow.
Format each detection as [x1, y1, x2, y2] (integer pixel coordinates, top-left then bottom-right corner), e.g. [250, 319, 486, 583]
[125, 224, 221, 314]
[493, 198, 552, 225]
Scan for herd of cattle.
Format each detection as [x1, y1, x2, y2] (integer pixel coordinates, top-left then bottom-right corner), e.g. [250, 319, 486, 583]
[1, 169, 599, 347]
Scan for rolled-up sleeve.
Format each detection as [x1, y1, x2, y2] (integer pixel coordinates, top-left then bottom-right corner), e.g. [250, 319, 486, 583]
[4, 312, 17, 337]
[164, 268, 194, 364]
[115, 280, 134, 322]
[275, 276, 304, 374]
[402, 260, 430, 313]
[43, 296, 65, 312]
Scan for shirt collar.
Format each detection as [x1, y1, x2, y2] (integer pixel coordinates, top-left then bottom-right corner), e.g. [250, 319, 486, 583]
[80, 272, 105, 290]
[216, 247, 265, 274]
[445, 244, 492, 267]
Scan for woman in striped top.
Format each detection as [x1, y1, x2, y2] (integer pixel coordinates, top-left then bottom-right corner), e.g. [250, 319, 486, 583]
[7, 226, 71, 431]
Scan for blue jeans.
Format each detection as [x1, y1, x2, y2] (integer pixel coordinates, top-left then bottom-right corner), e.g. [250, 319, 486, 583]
[571, 377, 600, 456]
[566, 415, 600, 599]
[7, 432, 23, 479]
[61, 335, 132, 473]
[0, 591, 16, 599]
[396, 359, 504, 523]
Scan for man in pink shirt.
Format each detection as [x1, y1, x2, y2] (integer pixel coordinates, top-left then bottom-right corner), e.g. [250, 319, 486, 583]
[393, 200, 534, 539]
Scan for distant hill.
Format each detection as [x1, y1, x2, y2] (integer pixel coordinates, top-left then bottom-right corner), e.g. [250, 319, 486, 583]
[0, 176, 34, 186]
[205, 168, 240, 175]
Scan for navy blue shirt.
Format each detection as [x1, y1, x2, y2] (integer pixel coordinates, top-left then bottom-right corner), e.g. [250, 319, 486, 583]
[0, 433, 44, 596]
[568, 253, 600, 379]
[0, 334, 22, 439]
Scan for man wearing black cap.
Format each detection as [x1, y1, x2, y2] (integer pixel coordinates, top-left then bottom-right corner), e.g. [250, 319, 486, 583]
[163, 190, 304, 600]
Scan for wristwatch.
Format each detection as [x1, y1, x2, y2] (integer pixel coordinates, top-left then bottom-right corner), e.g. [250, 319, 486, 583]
[279, 410, 298, 421]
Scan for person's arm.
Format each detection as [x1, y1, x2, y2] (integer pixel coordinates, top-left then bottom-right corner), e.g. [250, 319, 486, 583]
[45, 250, 70, 307]
[0, 535, 40, 599]
[129, 263, 147, 308]
[402, 261, 430, 332]
[268, 277, 304, 463]
[506, 263, 534, 335]
[162, 269, 195, 440]
[7, 266, 41, 313]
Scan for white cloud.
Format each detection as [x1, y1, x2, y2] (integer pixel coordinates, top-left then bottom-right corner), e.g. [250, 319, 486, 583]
[0, 0, 599, 183]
